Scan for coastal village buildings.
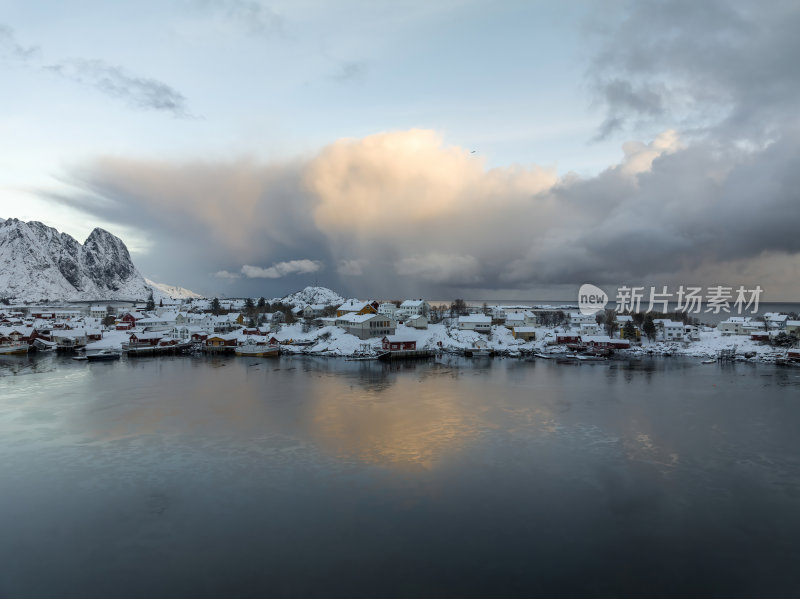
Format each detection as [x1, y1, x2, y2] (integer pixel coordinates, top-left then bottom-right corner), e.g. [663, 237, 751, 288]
[3, 288, 798, 360]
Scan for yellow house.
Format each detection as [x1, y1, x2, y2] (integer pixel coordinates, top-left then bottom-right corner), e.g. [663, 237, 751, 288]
[512, 327, 536, 341]
[336, 300, 377, 317]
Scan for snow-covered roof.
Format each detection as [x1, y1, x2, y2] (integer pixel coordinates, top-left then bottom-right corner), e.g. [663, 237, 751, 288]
[338, 300, 371, 311]
[400, 299, 427, 308]
[336, 312, 385, 324]
[383, 335, 416, 343]
[458, 314, 491, 323]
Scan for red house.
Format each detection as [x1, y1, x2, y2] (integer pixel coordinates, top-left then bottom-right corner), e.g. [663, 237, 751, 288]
[554, 333, 582, 345]
[382, 336, 417, 351]
[128, 332, 164, 346]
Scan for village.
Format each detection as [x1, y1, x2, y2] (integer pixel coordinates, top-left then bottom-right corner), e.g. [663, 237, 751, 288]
[1, 287, 799, 364]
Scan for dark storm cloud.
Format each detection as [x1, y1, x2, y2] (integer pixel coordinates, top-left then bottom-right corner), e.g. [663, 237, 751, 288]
[41, 125, 800, 298]
[0, 24, 39, 60]
[588, 0, 800, 141]
[44, 60, 193, 117]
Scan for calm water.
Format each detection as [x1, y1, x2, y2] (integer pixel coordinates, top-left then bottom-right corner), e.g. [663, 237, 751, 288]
[1, 354, 799, 598]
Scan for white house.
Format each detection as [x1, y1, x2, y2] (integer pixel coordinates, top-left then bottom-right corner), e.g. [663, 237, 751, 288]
[504, 311, 536, 329]
[378, 303, 399, 317]
[764, 312, 788, 330]
[89, 305, 108, 320]
[335, 313, 396, 340]
[580, 323, 602, 336]
[398, 299, 430, 318]
[457, 314, 492, 333]
[653, 319, 685, 342]
[405, 315, 428, 329]
[569, 312, 597, 328]
[717, 316, 753, 336]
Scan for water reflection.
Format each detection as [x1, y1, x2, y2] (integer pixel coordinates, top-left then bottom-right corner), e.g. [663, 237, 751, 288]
[306, 363, 486, 469]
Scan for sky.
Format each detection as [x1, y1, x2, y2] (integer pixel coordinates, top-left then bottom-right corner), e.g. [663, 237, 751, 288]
[1, 0, 799, 300]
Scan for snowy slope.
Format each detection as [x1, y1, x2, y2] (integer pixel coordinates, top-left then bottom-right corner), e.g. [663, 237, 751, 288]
[0, 218, 154, 302]
[145, 279, 203, 300]
[277, 286, 345, 307]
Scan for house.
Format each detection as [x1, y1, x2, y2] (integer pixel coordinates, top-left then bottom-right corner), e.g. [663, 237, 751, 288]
[382, 336, 417, 351]
[204, 333, 239, 350]
[764, 312, 788, 330]
[580, 323, 602, 336]
[717, 317, 753, 336]
[89, 305, 108, 320]
[653, 319, 684, 342]
[569, 312, 597, 328]
[128, 332, 165, 346]
[51, 329, 89, 348]
[398, 299, 430, 318]
[750, 331, 773, 342]
[504, 311, 536, 329]
[457, 314, 492, 333]
[304, 304, 328, 319]
[405, 315, 428, 329]
[684, 324, 700, 341]
[786, 321, 800, 336]
[335, 313, 396, 340]
[582, 335, 631, 350]
[554, 333, 582, 345]
[336, 300, 378, 317]
[120, 312, 146, 326]
[512, 327, 537, 341]
[378, 303, 399, 317]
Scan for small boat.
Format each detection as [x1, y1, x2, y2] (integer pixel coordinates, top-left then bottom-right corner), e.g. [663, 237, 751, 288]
[701, 359, 716, 364]
[533, 352, 553, 359]
[575, 354, 606, 362]
[235, 344, 279, 357]
[86, 349, 122, 362]
[0, 342, 29, 355]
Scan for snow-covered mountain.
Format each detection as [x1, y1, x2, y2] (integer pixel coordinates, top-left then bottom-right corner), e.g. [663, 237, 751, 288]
[278, 286, 345, 307]
[0, 218, 154, 302]
[145, 279, 203, 300]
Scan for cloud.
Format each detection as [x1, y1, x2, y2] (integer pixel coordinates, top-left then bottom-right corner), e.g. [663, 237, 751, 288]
[587, 0, 800, 142]
[332, 61, 367, 84]
[337, 259, 367, 276]
[0, 24, 39, 60]
[44, 59, 193, 117]
[214, 270, 242, 280]
[242, 260, 322, 279]
[395, 254, 481, 285]
[45, 124, 800, 299]
[195, 0, 284, 38]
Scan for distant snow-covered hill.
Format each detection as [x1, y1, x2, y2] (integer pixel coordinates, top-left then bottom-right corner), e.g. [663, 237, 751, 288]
[145, 279, 203, 300]
[0, 218, 154, 302]
[278, 286, 345, 307]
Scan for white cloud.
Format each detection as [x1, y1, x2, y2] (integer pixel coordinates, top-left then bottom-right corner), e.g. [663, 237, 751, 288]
[337, 259, 367, 276]
[241, 259, 322, 279]
[213, 269, 241, 279]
